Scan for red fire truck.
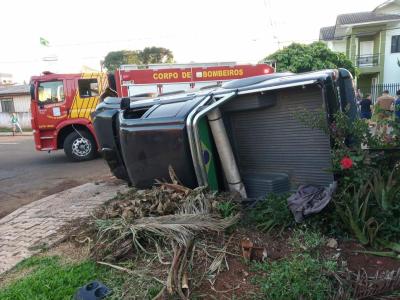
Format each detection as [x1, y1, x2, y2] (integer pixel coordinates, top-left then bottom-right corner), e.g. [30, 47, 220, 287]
[30, 63, 274, 161]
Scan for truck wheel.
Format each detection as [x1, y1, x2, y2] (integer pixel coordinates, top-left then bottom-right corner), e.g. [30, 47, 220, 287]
[64, 131, 96, 161]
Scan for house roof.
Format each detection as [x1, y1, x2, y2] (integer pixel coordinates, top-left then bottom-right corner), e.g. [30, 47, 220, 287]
[336, 11, 400, 25]
[0, 84, 29, 96]
[320, 0, 400, 42]
[319, 26, 336, 41]
[374, 0, 399, 12]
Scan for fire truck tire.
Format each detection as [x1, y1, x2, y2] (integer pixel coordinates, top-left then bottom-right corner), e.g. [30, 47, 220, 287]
[63, 131, 96, 162]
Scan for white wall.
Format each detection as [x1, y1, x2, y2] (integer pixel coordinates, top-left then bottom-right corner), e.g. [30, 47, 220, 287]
[383, 23, 400, 84]
[0, 112, 31, 128]
[0, 94, 30, 113]
[330, 39, 347, 54]
[13, 95, 31, 112]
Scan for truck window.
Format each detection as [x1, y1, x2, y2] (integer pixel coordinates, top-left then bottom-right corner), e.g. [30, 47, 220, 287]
[161, 83, 191, 94]
[128, 84, 158, 97]
[38, 81, 64, 104]
[78, 79, 99, 98]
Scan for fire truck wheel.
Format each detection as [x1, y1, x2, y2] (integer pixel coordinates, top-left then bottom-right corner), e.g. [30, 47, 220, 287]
[64, 131, 96, 162]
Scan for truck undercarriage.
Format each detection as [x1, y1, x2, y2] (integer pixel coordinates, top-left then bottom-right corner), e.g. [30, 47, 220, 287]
[93, 69, 357, 198]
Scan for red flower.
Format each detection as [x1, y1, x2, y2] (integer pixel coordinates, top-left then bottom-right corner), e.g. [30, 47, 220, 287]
[340, 156, 353, 170]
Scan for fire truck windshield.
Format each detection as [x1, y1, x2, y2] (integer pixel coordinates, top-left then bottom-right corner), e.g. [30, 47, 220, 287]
[38, 81, 64, 104]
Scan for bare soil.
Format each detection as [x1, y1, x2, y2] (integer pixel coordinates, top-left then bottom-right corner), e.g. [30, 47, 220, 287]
[339, 241, 400, 275]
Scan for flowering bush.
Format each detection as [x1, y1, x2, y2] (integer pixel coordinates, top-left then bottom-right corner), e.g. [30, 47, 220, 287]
[340, 156, 353, 170]
[296, 108, 400, 252]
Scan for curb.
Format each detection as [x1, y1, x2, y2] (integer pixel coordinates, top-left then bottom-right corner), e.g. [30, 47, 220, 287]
[0, 132, 33, 136]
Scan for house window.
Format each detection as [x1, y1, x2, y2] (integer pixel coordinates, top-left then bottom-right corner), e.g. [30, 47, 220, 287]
[78, 79, 99, 98]
[391, 35, 400, 53]
[1, 98, 15, 113]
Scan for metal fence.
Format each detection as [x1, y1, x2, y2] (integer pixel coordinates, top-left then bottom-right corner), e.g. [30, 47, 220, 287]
[370, 83, 400, 102]
[356, 54, 380, 67]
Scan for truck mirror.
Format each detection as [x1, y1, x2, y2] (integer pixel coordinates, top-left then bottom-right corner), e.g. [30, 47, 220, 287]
[120, 97, 131, 110]
[30, 84, 35, 100]
[107, 73, 117, 91]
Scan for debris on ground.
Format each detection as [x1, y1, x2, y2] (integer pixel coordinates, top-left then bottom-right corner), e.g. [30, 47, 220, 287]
[91, 172, 241, 299]
[287, 183, 337, 223]
[333, 268, 400, 300]
[241, 238, 253, 262]
[326, 238, 338, 249]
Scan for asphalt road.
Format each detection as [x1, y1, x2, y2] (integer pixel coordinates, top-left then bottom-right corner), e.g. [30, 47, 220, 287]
[0, 135, 111, 218]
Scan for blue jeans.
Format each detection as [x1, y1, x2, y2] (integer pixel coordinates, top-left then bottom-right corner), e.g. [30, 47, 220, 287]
[360, 111, 371, 119]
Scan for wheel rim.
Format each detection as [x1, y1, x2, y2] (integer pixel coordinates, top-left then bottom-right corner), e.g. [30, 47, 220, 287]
[71, 137, 92, 157]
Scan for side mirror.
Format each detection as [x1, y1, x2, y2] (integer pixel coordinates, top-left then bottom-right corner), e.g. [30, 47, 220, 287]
[29, 84, 35, 100]
[120, 97, 131, 110]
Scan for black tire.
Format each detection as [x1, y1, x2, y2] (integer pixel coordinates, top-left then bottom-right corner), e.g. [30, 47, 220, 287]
[63, 130, 96, 162]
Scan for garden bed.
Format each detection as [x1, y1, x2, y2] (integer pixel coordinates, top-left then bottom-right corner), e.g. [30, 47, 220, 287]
[2, 182, 400, 300]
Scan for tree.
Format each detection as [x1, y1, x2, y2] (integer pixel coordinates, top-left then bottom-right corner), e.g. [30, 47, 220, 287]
[102, 47, 174, 71]
[102, 50, 141, 71]
[265, 42, 357, 76]
[139, 47, 174, 64]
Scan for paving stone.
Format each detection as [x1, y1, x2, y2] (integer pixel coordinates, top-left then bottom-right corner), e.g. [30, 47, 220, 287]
[0, 181, 128, 274]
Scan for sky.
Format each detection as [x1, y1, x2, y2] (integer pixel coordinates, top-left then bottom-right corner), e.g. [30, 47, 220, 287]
[0, 0, 385, 83]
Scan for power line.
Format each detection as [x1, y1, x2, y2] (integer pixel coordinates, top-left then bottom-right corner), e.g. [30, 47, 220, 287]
[50, 34, 175, 48]
[1, 24, 399, 64]
[0, 56, 104, 64]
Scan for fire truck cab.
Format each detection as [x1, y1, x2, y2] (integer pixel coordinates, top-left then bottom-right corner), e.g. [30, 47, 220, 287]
[30, 72, 106, 161]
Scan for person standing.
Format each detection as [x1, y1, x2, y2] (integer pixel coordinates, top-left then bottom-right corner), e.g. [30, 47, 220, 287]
[375, 90, 395, 134]
[359, 94, 372, 119]
[395, 89, 400, 122]
[355, 89, 363, 102]
[376, 90, 395, 116]
[10, 113, 23, 135]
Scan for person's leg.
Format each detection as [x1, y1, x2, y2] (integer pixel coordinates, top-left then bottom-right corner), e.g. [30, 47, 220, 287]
[16, 123, 23, 133]
[361, 112, 371, 120]
[12, 124, 16, 136]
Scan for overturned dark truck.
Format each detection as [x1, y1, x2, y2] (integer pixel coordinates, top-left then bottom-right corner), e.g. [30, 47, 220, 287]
[92, 69, 357, 198]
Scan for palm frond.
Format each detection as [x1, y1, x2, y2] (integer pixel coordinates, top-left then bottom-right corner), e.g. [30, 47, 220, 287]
[129, 214, 239, 246]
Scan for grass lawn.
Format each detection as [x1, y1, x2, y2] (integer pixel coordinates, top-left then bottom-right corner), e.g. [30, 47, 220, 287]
[0, 127, 32, 133]
[0, 244, 162, 300]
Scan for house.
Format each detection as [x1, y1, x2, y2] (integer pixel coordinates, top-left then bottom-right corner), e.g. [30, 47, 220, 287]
[319, 0, 400, 97]
[0, 84, 31, 128]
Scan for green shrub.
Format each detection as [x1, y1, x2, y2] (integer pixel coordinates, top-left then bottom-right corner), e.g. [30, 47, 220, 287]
[217, 200, 239, 218]
[296, 108, 400, 250]
[246, 193, 293, 234]
[289, 227, 325, 251]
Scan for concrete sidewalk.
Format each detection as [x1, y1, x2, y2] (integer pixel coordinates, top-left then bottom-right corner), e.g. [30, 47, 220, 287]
[0, 181, 128, 274]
